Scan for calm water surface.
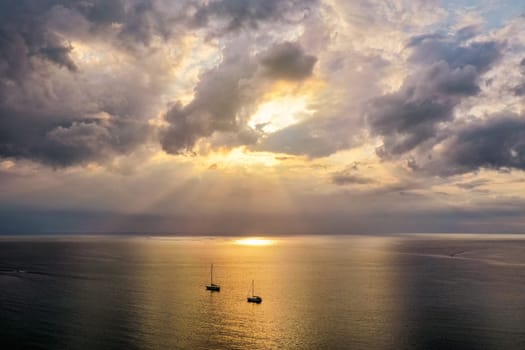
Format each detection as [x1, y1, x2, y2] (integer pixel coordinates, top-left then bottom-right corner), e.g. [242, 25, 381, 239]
[1, 235, 525, 349]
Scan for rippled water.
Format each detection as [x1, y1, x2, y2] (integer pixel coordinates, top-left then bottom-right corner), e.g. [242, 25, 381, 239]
[1, 235, 525, 349]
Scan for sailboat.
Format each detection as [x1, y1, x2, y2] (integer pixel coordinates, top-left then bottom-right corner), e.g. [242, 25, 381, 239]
[247, 280, 262, 303]
[206, 264, 220, 291]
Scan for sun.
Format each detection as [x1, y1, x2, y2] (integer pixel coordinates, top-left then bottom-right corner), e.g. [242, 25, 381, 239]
[207, 147, 280, 167]
[234, 238, 275, 246]
[248, 96, 311, 133]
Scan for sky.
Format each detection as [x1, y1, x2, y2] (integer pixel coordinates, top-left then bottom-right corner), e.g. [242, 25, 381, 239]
[1, 0, 525, 235]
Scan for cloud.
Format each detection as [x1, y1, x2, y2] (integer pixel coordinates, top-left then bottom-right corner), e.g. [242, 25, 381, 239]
[0, 0, 225, 166]
[455, 179, 490, 190]
[408, 32, 500, 72]
[259, 41, 317, 80]
[0, 0, 177, 166]
[257, 49, 389, 158]
[329, 162, 377, 186]
[428, 114, 525, 175]
[513, 58, 525, 96]
[331, 173, 375, 186]
[367, 29, 502, 158]
[161, 40, 317, 154]
[191, 0, 315, 32]
[161, 40, 260, 154]
[37, 44, 78, 72]
[257, 115, 355, 157]
[2, 0, 525, 235]
[0, 0, 321, 165]
[0, 1, 77, 79]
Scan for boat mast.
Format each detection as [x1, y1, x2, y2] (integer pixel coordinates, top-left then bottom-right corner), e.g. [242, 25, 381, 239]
[252, 280, 254, 296]
[211, 264, 213, 284]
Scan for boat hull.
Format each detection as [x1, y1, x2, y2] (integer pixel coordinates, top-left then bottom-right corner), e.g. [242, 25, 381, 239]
[247, 296, 262, 303]
[206, 284, 220, 291]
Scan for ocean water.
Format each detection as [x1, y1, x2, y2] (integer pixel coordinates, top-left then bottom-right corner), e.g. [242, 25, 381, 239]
[1, 235, 525, 349]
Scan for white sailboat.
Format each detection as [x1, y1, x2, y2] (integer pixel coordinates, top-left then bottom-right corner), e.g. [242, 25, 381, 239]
[247, 280, 262, 303]
[206, 264, 220, 291]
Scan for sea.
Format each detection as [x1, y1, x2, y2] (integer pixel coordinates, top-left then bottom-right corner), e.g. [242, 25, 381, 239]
[1, 234, 525, 349]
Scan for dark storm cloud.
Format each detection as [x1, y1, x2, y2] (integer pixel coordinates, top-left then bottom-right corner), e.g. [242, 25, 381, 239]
[367, 31, 525, 177]
[67, 0, 177, 46]
[0, 0, 176, 166]
[367, 30, 502, 158]
[0, 1, 78, 79]
[408, 34, 500, 72]
[37, 45, 78, 72]
[259, 41, 317, 80]
[0, 0, 168, 67]
[0, 104, 149, 166]
[430, 114, 525, 175]
[77, 0, 126, 24]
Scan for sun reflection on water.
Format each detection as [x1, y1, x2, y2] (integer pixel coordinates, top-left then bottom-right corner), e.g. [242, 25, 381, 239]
[233, 238, 275, 246]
